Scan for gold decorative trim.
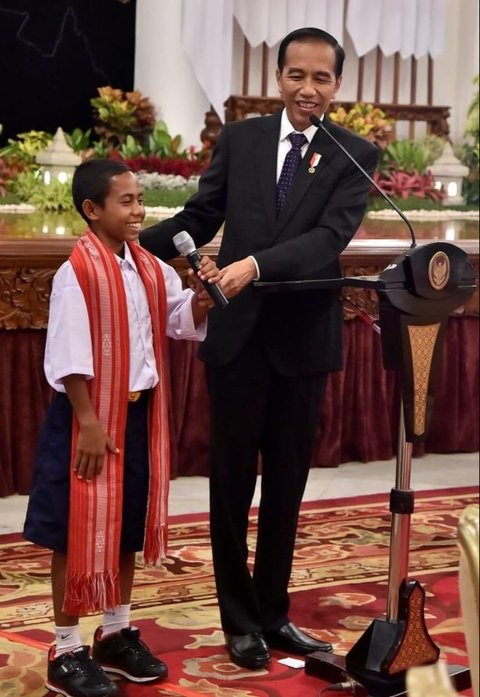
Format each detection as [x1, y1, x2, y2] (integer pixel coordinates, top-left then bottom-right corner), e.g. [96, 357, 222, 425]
[388, 584, 439, 673]
[407, 323, 441, 436]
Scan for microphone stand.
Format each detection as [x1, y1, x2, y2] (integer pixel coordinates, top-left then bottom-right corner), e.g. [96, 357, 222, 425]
[256, 118, 475, 695]
[309, 114, 417, 250]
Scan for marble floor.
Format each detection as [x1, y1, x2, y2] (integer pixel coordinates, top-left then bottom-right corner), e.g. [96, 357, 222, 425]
[1, 452, 478, 535]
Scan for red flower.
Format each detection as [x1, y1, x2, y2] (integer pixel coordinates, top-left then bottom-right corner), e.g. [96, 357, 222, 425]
[122, 155, 208, 178]
[370, 170, 445, 202]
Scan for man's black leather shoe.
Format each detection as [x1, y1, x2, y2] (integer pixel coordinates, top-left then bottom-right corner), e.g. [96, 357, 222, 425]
[264, 622, 333, 655]
[225, 632, 271, 670]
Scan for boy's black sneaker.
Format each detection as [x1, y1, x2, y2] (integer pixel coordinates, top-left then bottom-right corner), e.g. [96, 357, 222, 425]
[46, 645, 117, 697]
[92, 626, 168, 683]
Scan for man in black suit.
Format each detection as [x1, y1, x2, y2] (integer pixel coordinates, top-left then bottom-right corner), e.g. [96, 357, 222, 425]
[140, 27, 379, 670]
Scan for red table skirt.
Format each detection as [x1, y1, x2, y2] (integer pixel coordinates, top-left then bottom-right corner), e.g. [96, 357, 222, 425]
[1, 316, 478, 497]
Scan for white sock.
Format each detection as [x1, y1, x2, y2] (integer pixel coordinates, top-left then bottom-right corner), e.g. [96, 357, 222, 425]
[101, 604, 131, 637]
[54, 625, 82, 658]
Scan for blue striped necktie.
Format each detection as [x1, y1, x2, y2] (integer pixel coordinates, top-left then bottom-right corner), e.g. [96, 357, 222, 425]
[276, 132, 308, 212]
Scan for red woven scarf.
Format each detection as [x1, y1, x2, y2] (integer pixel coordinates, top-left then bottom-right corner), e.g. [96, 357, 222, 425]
[64, 230, 170, 615]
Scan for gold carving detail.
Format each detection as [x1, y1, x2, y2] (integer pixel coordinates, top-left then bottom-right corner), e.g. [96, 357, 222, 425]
[407, 324, 441, 436]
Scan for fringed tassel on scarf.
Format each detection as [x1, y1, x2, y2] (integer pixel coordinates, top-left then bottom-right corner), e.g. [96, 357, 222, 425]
[64, 571, 121, 617]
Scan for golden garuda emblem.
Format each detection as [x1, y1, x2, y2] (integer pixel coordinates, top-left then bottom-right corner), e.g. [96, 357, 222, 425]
[428, 251, 450, 291]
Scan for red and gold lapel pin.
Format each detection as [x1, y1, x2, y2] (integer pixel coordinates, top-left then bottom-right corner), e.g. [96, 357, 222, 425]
[308, 152, 322, 174]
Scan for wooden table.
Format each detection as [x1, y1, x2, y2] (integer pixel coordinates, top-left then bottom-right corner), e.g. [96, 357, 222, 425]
[0, 226, 478, 497]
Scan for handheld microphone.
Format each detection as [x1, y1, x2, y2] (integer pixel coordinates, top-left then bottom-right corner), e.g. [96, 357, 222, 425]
[309, 114, 417, 249]
[173, 231, 229, 309]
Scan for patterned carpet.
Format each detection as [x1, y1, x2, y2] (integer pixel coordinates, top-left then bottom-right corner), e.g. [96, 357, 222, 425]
[0, 487, 477, 696]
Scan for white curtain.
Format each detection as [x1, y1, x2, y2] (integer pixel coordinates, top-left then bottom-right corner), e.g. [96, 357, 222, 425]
[345, 0, 382, 58]
[379, 1, 403, 57]
[181, 0, 233, 121]
[233, 0, 344, 48]
[180, 0, 447, 120]
[233, 0, 270, 48]
[428, 0, 447, 59]
[346, 0, 447, 58]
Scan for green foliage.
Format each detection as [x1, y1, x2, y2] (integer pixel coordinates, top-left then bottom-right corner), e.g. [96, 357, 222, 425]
[6, 169, 74, 211]
[367, 195, 477, 212]
[91, 86, 156, 149]
[0, 130, 52, 166]
[460, 75, 479, 205]
[414, 134, 446, 165]
[0, 192, 22, 204]
[465, 74, 479, 149]
[27, 179, 74, 211]
[329, 102, 395, 147]
[65, 127, 92, 154]
[379, 137, 445, 175]
[460, 143, 479, 205]
[89, 86, 186, 161]
[118, 134, 144, 159]
[144, 121, 185, 157]
[92, 140, 110, 158]
[6, 169, 43, 199]
[91, 86, 136, 145]
[143, 186, 197, 208]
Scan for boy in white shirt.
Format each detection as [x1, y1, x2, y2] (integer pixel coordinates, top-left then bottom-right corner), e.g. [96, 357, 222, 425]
[24, 159, 221, 697]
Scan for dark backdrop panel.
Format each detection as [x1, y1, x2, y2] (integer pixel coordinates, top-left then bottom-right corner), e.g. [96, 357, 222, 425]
[0, 0, 136, 144]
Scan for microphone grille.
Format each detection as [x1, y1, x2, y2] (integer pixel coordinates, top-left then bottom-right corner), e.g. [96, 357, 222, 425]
[173, 230, 196, 256]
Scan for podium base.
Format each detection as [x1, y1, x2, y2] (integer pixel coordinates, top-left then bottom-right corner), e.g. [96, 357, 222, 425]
[304, 652, 471, 696]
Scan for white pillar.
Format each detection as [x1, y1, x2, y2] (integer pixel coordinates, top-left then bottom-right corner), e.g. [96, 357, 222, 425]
[134, 0, 210, 149]
[431, 0, 479, 143]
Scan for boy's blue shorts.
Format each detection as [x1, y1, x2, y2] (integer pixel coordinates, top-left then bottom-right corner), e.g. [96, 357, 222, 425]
[24, 391, 151, 554]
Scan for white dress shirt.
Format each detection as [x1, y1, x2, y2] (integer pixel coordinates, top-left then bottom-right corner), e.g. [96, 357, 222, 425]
[276, 108, 319, 181]
[45, 243, 206, 392]
[250, 109, 320, 280]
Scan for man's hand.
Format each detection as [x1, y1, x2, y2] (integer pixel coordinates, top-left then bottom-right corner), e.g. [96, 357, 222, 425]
[219, 257, 257, 297]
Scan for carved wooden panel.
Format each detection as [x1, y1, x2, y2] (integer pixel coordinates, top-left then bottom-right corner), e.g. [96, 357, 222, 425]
[341, 264, 385, 320]
[202, 98, 451, 147]
[0, 239, 476, 330]
[0, 267, 55, 329]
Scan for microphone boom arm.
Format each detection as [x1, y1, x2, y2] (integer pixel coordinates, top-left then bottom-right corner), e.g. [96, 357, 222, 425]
[310, 115, 417, 249]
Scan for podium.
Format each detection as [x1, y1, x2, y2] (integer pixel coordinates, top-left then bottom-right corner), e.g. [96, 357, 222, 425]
[254, 241, 476, 696]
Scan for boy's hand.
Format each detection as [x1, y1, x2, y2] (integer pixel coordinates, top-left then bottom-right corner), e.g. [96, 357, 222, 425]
[62, 374, 120, 482]
[187, 255, 224, 309]
[74, 420, 119, 482]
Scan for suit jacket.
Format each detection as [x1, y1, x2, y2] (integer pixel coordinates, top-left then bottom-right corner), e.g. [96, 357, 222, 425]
[139, 112, 379, 376]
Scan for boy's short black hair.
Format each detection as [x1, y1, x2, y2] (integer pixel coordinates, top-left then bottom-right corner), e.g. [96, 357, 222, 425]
[277, 27, 345, 78]
[72, 158, 132, 223]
